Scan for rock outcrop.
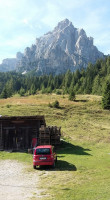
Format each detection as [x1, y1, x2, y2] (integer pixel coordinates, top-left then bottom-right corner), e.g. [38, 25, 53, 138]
[0, 58, 17, 72]
[0, 19, 104, 74]
[0, 52, 23, 72]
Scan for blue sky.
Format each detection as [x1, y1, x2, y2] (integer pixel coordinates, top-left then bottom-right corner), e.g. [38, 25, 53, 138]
[0, 0, 110, 63]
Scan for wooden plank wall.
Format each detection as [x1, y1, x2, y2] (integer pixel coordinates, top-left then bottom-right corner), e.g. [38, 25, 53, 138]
[0, 122, 3, 149]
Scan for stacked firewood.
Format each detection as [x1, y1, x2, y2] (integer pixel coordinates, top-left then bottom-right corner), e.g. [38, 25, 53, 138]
[39, 126, 61, 146]
[39, 126, 50, 145]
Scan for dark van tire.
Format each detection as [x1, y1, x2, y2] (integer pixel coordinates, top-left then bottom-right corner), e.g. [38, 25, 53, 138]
[52, 162, 55, 168]
[33, 165, 36, 169]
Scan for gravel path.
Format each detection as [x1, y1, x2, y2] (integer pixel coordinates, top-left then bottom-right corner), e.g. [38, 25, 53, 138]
[0, 160, 42, 200]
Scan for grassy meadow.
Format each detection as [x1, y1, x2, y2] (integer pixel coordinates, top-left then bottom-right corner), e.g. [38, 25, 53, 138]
[0, 94, 110, 200]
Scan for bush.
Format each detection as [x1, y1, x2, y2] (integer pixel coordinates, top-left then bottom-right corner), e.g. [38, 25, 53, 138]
[56, 90, 62, 95]
[48, 100, 60, 108]
[48, 102, 52, 108]
[52, 100, 60, 108]
[6, 104, 11, 108]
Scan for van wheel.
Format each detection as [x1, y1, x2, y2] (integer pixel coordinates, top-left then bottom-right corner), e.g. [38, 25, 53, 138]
[52, 162, 55, 168]
[33, 165, 36, 169]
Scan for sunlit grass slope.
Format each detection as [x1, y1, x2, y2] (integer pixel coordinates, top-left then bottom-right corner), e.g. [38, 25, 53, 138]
[0, 94, 110, 200]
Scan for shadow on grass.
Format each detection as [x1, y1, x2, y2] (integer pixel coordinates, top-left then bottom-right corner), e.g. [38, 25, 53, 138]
[4, 140, 91, 156]
[9, 140, 91, 156]
[75, 99, 88, 102]
[56, 160, 77, 171]
[37, 160, 77, 171]
[57, 140, 91, 156]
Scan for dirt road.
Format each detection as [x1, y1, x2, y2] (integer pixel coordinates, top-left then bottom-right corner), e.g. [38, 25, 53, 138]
[0, 160, 43, 200]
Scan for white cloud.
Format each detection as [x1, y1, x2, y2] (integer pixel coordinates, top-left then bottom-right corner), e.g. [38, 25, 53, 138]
[22, 19, 28, 25]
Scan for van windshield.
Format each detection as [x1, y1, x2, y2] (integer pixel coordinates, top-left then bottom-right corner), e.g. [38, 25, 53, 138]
[36, 148, 50, 155]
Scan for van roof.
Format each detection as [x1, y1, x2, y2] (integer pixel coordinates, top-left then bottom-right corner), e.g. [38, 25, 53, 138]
[36, 145, 52, 149]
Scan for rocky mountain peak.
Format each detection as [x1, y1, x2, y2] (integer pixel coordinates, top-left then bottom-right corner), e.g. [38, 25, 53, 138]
[16, 52, 23, 60]
[16, 19, 104, 74]
[78, 28, 86, 36]
[54, 18, 72, 31]
[0, 19, 104, 74]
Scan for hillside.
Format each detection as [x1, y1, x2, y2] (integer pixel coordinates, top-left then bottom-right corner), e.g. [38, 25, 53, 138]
[0, 94, 110, 200]
[0, 56, 110, 99]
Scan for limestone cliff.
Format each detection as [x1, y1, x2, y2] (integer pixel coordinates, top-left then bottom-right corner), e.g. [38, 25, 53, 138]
[0, 19, 104, 74]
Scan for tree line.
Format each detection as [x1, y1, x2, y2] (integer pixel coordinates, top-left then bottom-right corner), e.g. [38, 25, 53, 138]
[0, 56, 110, 108]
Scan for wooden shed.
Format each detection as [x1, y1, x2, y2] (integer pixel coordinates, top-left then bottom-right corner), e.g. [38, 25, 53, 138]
[0, 115, 46, 151]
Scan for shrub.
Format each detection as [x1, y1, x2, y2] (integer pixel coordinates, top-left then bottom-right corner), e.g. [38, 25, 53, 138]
[6, 104, 11, 108]
[48, 100, 60, 108]
[48, 102, 52, 108]
[52, 100, 60, 108]
[56, 90, 62, 95]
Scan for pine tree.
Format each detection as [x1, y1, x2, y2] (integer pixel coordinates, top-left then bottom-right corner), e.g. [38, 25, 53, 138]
[0, 87, 8, 99]
[102, 80, 110, 109]
[69, 89, 76, 101]
[92, 75, 102, 95]
[64, 70, 72, 93]
[19, 87, 25, 96]
[30, 84, 36, 95]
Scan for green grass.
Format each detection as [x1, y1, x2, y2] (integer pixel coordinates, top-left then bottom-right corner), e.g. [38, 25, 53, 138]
[37, 140, 110, 200]
[0, 151, 33, 164]
[0, 94, 110, 200]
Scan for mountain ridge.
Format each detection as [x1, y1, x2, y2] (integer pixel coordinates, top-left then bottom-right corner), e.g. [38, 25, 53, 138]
[0, 19, 104, 74]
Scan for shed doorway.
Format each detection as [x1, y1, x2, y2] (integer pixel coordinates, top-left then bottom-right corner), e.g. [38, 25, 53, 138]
[3, 127, 32, 150]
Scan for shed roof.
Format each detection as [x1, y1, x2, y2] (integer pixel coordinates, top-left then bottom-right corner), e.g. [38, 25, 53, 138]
[0, 115, 45, 121]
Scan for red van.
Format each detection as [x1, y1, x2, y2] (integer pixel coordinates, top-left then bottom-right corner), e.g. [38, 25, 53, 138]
[33, 145, 57, 169]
